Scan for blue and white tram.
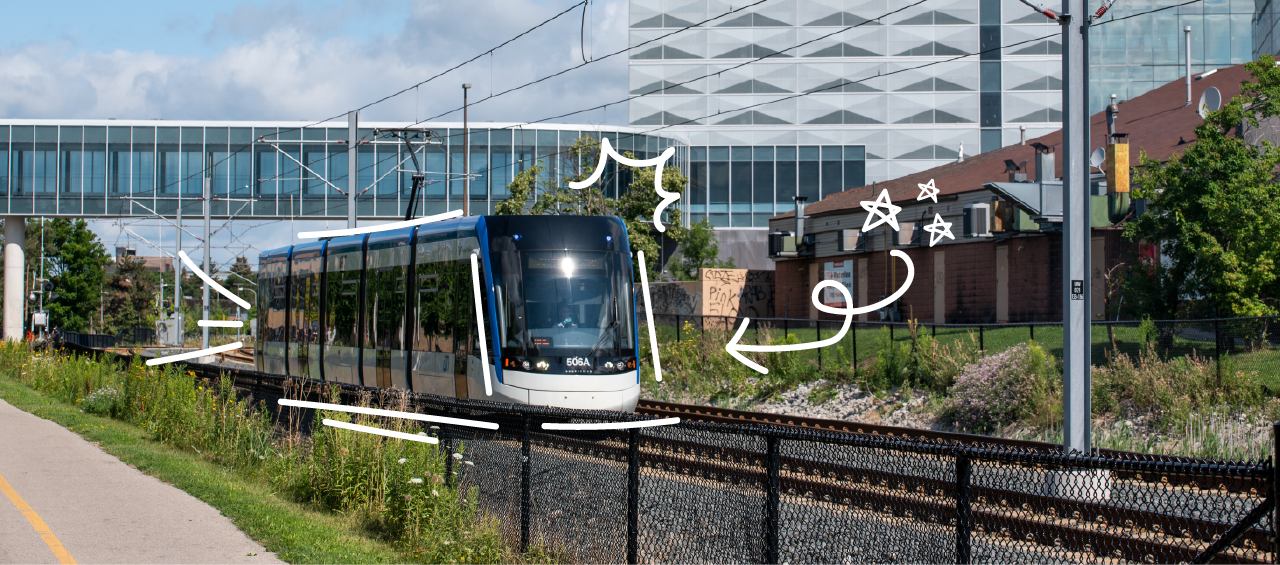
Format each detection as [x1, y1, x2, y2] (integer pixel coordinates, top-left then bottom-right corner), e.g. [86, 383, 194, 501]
[255, 215, 642, 412]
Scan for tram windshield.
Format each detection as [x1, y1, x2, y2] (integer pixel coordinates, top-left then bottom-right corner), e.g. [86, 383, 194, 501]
[491, 250, 635, 358]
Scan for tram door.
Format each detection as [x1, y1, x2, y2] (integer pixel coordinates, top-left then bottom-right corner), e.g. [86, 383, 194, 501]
[454, 234, 476, 398]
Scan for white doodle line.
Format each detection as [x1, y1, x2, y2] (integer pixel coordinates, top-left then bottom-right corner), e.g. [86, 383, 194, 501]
[471, 253, 494, 396]
[197, 320, 243, 328]
[322, 419, 439, 444]
[725, 250, 916, 375]
[146, 342, 244, 366]
[542, 417, 680, 430]
[296, 209, 464, 239]
[636, 250, 662, 382]
[569, 137, 680, 233]
[178, 251, 252, 310]
[279, 399, 499, 429]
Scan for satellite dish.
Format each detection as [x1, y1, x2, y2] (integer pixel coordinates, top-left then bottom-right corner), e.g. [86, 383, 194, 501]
[1198, 86, 1221, 119]
[1089, 147, 1105, 171]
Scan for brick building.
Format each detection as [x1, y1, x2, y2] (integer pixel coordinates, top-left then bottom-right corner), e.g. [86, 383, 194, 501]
[767, 63, 1260, 323]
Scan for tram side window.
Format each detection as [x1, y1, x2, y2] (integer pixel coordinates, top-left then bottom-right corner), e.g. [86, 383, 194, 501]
[456, 233, 492, 357]
[266, 259, 288, 342]
[290, 254, 322, 346]
[325, 251, 361, 349]
[364, 245, 409, 352]
[413, 236, 455, 353]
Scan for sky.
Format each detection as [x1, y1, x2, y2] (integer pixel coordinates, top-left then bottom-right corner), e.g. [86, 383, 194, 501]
[1, 0, 629, 274]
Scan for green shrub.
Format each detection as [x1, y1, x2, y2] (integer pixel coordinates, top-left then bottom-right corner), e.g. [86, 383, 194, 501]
[80, 385, 122, 416]
[943, 342, 1059, 433]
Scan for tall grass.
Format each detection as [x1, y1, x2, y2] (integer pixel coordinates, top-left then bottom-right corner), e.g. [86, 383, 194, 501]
[0, 343, 519, 563]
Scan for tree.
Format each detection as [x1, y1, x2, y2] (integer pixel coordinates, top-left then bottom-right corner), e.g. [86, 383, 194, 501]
[670, 217, 736, 281]
[493, 135, 689, 280]
[42, 219, 112, 332]
[103, 256, 160, 336]
[1123, 56, 1280, 318]
[494, 163, 544, 216]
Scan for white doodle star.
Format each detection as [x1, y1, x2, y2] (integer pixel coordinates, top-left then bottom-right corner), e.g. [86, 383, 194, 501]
[860, 189, 902, 232]
[917, 178, 939, 203]
[923, 213, 955, 247]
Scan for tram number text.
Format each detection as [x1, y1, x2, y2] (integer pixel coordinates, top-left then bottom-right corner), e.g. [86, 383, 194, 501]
[566, 357, 592, 369]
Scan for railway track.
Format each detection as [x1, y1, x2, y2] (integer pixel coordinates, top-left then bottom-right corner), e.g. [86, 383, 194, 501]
[61, 343, 1272, 563]
[636, 399, 1264, 495]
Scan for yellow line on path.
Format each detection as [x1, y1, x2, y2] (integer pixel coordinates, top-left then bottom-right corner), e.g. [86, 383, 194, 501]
[0, 470, 77, 564]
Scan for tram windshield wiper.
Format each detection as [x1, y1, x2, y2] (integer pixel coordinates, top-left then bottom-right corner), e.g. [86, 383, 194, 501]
[586, 297, 620, 359]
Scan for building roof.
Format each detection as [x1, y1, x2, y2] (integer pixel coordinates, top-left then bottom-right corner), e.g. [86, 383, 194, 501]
[773, 62, 1256, 221]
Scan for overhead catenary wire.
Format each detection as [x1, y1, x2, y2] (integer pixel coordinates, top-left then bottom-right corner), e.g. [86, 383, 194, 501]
[123, 0, 590, 201]
[244, 0, 931, 190]
[409, 0, 774, 126]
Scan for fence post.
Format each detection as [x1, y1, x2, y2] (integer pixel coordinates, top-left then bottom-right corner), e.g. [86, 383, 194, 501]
[676, 314, 681, 342]
[443, 409, 455, 488]
[890, 324, 894, 343]
[816, 321, 822, 371]
[979, 326, 985, 351]
[1214, 319, 1223, 384]
[852, 321, 857, 370]
[521, 413, 532, 553]
[931, 323, 936, 338]
[627, 428, 640, 565]
[765, 435, 781, 564]
[1030, 324, 1034, 341]
[784, 316, 788, 339]
[955, 456, 972, 564]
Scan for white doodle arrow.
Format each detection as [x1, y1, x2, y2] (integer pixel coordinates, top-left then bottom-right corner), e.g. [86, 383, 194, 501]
[725, 250, 916, 375]
[569, 137, 680, 233]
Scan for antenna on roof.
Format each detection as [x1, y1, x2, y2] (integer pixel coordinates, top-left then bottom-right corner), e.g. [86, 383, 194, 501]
[1089, 147, 1105, 173]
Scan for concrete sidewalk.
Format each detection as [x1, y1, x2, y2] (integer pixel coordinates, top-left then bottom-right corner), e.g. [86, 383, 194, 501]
[0, 398, 281, 564]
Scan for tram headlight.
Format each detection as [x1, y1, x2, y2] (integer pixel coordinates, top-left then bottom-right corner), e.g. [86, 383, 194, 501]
[535, 360, 549, 371]
[521, 360, 531, 371]
[604, 361, 614, 370]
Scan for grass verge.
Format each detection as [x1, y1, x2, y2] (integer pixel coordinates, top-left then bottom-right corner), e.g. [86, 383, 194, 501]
[0, 376, 405, 564]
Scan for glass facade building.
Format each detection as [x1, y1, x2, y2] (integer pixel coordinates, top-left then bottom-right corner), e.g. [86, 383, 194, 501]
[630, 0, 1273, 230]
[0, 120, 684, 219]
[630, 0, 1064, 213]
[1090, 0, 1261, 113]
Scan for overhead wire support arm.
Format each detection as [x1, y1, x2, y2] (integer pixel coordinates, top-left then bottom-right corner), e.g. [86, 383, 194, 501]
[256, 137, 347, 196]
[375, 128, 437, 222]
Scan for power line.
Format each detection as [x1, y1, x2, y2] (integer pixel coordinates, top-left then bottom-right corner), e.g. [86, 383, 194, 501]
[409, 0, 775, 125]
[131, 0, 590, 200]
[1090, 0, 1203, 27]
[640, 30, 1064, 134]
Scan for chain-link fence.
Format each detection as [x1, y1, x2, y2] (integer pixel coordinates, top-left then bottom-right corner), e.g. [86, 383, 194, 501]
[165, 358, 1273, 565]
[646, 314, 1280, 379]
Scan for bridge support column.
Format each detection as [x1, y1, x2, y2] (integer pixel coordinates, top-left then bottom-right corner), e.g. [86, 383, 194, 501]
[4, 216, 25, 341]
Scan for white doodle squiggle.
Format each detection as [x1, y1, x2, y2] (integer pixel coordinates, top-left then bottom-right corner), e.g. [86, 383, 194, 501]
[569, 137, 680, 233]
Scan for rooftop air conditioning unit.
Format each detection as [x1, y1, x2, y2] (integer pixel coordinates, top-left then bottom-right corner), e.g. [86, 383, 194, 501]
[963, 204, 991, 238]
[768, 231, 796, 257]
[838, 229, 867, 252]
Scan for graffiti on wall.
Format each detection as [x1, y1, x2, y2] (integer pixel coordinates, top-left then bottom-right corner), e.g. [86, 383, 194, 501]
[639, 269, 775, 319]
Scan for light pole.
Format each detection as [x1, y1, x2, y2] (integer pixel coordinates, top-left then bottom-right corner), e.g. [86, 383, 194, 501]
[237, 286, 257, 342]
[462, 83, 472, 217]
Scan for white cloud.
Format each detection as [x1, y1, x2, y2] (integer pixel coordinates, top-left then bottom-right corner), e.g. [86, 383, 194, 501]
[12, 0, 633, 269]
[0, 0, 630, 124]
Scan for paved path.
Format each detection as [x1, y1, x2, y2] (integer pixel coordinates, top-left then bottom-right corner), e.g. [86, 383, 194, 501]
[0, 399, 281, 564]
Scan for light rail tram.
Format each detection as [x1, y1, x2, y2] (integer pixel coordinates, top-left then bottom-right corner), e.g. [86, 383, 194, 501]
[255, 215, 641, 412]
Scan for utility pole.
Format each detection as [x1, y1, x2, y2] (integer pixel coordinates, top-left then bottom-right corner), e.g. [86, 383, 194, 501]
[1061, 0, 1091, 457]
[175, 201, 183, 347]
[462, 83, 472, 217]
[202, 177, 212, 351]
[348, 111, 358, 228]
[1017, 0, 1091, 457]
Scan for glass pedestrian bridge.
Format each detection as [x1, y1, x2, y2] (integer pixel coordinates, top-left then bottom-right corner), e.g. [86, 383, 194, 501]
[0, 120, 687, 219]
